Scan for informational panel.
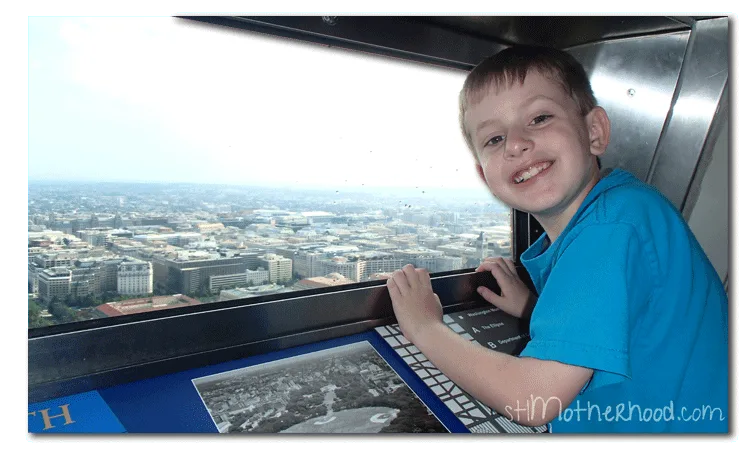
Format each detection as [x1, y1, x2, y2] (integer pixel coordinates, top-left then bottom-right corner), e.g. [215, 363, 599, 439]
[29, 306, 542, 434]
[192, 341, 450, 433]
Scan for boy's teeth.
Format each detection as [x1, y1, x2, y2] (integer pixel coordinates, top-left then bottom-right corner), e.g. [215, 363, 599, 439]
[515, 162, 550, 183]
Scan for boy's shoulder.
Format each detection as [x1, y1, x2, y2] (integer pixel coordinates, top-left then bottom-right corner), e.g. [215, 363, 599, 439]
[581, 169, 683, 230]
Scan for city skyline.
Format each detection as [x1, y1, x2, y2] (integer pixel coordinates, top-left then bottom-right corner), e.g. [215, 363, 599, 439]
[27, 178, 505, 203]
[28, 179, 512, 328]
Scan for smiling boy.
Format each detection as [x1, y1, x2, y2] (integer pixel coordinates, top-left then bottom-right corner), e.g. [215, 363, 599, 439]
[386, 46, 728, 432]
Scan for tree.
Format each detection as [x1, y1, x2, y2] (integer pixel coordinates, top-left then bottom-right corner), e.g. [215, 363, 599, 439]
[28, 301, 52, 328]
[83, 293, 99, 307]
[153, 283, 169, 296]
[196, 284, 211, 298]
[48, 301, 76, 324]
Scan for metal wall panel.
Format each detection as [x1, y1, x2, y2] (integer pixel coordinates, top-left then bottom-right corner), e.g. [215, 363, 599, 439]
[568, 32, 689, 180]
[647, 17, 729, 214]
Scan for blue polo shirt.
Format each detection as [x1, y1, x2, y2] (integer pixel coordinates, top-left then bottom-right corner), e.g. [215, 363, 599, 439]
[519, 169, 728, 433]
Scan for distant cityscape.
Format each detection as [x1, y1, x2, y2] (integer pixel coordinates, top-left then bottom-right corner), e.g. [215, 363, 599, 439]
[27, 182, 511, 328]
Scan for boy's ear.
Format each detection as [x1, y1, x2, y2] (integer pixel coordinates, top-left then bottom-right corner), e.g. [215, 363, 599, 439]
[586, 106, 611, 157]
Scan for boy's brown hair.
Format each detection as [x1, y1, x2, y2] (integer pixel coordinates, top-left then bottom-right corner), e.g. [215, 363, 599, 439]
[459, 45, 598, 157]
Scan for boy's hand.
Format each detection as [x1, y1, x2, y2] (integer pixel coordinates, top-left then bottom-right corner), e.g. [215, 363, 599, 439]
[475, 257, 534, 319]
[386, 264, 443, 343]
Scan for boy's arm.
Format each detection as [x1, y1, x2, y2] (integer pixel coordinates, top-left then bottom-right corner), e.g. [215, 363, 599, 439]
[387, 265, 592, 427]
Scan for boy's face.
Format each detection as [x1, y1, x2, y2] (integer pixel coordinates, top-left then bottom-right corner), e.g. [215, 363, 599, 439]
[465, 70, 608, 220]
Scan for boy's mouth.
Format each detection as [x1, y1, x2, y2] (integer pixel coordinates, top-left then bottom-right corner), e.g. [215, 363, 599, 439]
[512, 160, 553, 184]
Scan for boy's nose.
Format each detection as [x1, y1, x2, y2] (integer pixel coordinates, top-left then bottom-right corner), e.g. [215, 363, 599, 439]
[504, 133, 532, 158]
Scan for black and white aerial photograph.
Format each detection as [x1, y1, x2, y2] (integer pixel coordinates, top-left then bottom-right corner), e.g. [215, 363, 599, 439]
[192, 341, 448, 433]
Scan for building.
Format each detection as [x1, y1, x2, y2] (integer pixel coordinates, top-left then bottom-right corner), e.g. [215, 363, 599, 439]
[418, 256, 465, 272]
[28, 230, 67, 243]
[108, 228, 134, 239]
[292, 250, 406, 284]
[392, 249, 465, 273]
[110, 239, 148, 258]
[117, 260, 153, 296]
[219, 250, 262, 271]
[210, 267, 270, 294]
[293, 252, 324, 279]
[317, 257, 362, 283]
[195, 223, 226, 233]
[38, 267, 71, 302]
[446, 223, 467, 234]
[28, 263, 45, 293]
[33, 251, 78, 269]
[209, 272, 248, 293]
[436, 242, 482, 259]
[78, 229, 108, 247]
[301, 211, 336, 224]
[99, 257, 124, 293]
[133, 232, 202, 247]
[417, 235, 451, 249]
[355, 252, 405, 282]
[367, 272, 393, 281]
[70, 260, 101, 299]
[477, 232, 488, 262]
[258, 254, 292, 284]
[152, 252, 247, 296]
[94, 294, 201, 317]
[218, 284, 289, 301]
[246, 268, 269, 286]
[290, 273, 354, 291]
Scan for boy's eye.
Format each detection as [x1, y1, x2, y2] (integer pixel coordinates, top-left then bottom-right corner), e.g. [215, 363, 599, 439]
[485, 135, 505, 147]
[531, 114, 552, 125]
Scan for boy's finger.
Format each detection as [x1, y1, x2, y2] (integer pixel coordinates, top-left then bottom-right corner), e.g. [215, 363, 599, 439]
[479, 258, 497, 270]
[485, 256, 507, 268]
[476, 261, 496, 272]
[416, 268, 432, 287]
[391, 270, 410, 294]
[387, 277, 400, 299]
[477, 261, 511, 277]
[402, 264, 419, 287]
[503, 258, 518, 275]
[497, 259, 515, 277]
[489, 265, 514, 292]
[476, 286, 502, 304]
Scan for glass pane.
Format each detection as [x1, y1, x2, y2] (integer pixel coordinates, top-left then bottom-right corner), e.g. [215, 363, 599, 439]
[28, 17, 511, 329]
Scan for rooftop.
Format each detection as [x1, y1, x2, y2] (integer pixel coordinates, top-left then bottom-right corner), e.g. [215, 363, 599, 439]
[95, 294, 200, 317]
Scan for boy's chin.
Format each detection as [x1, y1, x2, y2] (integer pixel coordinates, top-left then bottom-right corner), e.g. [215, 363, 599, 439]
[509, 198, 565, 217]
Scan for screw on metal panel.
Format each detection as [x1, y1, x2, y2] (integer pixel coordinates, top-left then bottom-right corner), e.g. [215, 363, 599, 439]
[322, 16, 338, 26]
[627, 88, 636, 97]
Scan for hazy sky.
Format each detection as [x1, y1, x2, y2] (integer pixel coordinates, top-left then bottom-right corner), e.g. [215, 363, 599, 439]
[28, 17, 489, 192]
